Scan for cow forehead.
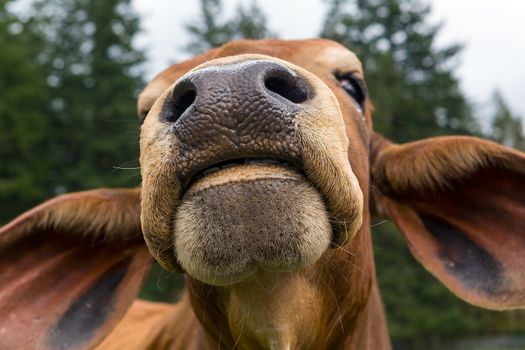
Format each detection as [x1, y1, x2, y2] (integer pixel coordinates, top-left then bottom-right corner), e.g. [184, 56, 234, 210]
[215, 39, 363, 76]
[138, 39, 363, 117]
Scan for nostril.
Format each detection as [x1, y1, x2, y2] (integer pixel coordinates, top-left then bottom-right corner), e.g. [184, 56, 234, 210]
[167, 85, 197, 122]
[264, 75, 308, 104]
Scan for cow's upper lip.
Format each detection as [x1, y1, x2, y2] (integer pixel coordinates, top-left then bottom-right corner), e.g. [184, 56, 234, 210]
[182, 157, 304, 192]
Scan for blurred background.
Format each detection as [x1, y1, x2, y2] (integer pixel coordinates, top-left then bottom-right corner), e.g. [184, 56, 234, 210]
[1, 0, 524, 349]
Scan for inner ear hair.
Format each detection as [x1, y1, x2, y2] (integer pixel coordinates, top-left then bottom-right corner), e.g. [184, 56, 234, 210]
[370, 133, 525, 196]
[2, 188, 142, 244]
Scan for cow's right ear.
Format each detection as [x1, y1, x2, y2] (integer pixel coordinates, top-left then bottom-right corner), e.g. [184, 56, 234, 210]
[370, 133, 525, 311]
[0, 188, 152, 350]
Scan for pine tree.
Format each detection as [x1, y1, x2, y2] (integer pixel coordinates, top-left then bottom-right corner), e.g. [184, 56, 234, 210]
[234, 1, 274, 40]
[28, 0, 144, 193]
[490, 91, 525, 150]
[21, 0, 174, 301]
[0, 0, 52, 222]
[185, 0, 275, 54]
[321, 0, 478, 142]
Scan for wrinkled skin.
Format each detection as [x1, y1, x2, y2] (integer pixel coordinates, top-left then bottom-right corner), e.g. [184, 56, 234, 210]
[138, 40, 378, 349]
[2, 38, 523, 350]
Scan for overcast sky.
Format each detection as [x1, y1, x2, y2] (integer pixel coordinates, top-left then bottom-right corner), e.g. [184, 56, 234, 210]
[132, 0, 525, 126]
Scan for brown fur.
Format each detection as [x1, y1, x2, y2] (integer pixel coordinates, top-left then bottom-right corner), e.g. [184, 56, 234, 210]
[1, 39, 524, 350]
[0, 189, 151, 350]
[371, 133, 525, 195]
[1, 188, 142, 243]
[370, 133, 525, 310]
[132, 39, 525, 349]
[135, 39, 378, 349]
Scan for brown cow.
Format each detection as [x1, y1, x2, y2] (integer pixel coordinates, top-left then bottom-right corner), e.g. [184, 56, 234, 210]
[1, 39, 524, 350]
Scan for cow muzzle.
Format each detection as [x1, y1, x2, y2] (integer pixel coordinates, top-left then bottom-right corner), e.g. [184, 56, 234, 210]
[140, 54, 364, 285]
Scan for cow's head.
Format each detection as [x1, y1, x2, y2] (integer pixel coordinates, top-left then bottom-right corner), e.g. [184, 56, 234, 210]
[139, 40, 368, 285]
[1, 39, 524, 350]
[136, 39, 525, 347]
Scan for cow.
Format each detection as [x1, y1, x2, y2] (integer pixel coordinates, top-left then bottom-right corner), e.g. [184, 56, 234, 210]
[0, 39, 524, 350]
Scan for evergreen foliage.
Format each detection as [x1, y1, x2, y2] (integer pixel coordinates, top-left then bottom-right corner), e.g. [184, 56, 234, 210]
[185, 0, 275, 54]
[1, 0, 144, 225]
[27, 0, 144, 193]
[321, 0, 479, 142]
[490, 90, 525, 150]
[0, 0, 52, 221]
[1, 0, 524, 346]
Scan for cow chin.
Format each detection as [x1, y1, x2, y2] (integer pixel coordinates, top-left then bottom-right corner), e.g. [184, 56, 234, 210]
[173, 163, 331, 286]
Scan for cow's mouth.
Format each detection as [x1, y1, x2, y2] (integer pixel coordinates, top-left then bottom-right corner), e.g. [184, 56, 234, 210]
[183, 157, 303, 193]
[140, 55, 365, 282]
[174, 158, 332, 286]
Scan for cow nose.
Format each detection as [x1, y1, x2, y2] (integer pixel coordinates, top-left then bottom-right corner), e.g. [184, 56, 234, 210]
[164, 60, 311, 123]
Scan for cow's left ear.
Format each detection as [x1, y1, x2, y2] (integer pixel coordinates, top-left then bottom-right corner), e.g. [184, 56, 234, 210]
[370, 133, 525, 310]
[0, 188, 152, 350]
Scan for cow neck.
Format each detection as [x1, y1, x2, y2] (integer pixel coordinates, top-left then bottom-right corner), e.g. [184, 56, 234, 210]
[177, 216, 389, 349]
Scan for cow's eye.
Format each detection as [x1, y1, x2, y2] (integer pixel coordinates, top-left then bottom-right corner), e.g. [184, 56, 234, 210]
[335, 73, 366, 111]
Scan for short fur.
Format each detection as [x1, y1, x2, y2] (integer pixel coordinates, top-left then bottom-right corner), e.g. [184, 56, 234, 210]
[371, 133, 525, 194]
[1, 188, 142, 243]
[0, 39, 524, 350]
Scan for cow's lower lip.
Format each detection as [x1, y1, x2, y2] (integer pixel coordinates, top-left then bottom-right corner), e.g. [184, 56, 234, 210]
[184, 162, 304, 196]
[183, 158, 301, 193]
[174, 164, 332, 286]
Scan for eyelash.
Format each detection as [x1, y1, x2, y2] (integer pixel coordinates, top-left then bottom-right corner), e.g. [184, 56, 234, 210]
[335, 73, 366, 111]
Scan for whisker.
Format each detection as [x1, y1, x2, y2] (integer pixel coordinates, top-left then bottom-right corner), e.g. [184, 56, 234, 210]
[198, 53, 211, 63]
[327, 261, 350, 283]
[254, 274, 280, 294]
[201, 284, 214, 328]
[112, 166, 141, 170]
[332, 243, 357, 257]
[232, 314, 246, 350]
[321, 277, 344, 334]
[370, 219, 388, 228]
